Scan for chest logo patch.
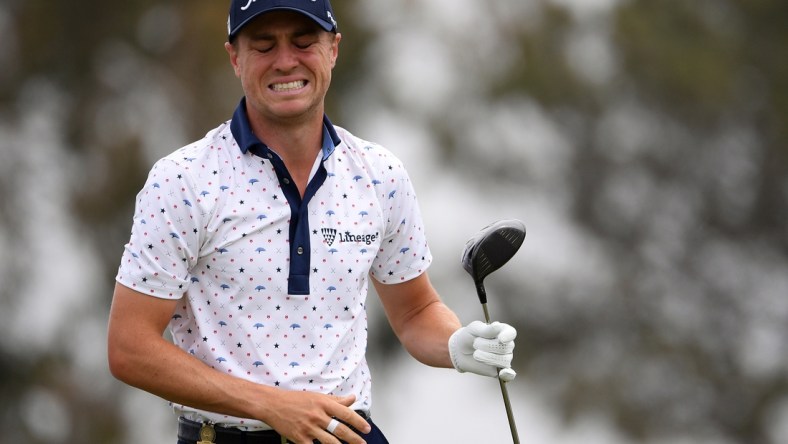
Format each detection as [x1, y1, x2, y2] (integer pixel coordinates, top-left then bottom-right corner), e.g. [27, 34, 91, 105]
[322, 228, 380, 246]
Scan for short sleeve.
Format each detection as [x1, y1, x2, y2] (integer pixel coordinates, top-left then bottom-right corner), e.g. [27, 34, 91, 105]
[116, 158, 204, 299]
[370, 159, 432, 284]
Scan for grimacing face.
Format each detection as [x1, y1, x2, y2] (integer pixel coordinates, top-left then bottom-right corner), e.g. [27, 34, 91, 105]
[226, 11, 341, 127]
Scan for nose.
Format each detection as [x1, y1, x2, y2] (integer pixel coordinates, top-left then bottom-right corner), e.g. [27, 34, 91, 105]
[272, 44, 299, 72]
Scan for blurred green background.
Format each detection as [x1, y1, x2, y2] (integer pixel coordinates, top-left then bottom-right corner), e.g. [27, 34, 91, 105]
[0, 0, 786, 442]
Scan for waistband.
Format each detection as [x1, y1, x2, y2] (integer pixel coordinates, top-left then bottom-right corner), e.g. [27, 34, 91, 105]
[178, 411, 370, 444]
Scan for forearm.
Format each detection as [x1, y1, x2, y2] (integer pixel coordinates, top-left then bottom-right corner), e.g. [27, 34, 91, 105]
[374, 273, 462, 368]
[397, 299, 461, 368]
[109, 331, 274, 420]
[107, 283, 277, 422]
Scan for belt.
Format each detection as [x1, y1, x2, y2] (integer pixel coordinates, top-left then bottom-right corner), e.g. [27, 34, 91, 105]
[178, 412, 370, 444]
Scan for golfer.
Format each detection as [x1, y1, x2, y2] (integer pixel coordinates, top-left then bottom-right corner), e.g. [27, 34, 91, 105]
[107, 1, 517, 442]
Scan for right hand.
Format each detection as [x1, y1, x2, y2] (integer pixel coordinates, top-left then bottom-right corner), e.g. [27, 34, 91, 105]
[264, 392, 371, 444]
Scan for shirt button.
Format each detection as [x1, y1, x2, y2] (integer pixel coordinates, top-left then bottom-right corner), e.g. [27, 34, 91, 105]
[297, 246, 304, 255]
[283, 178, 291, 185]
[267, 152, 273, 159]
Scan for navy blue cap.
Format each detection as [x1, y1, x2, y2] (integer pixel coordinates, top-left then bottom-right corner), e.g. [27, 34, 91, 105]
[228, 0, 338, 40]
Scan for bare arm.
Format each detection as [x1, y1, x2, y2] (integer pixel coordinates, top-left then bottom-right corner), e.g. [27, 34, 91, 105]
[107, 282, 369, 444]
[373, 273, 461, 368]
[107, 283, 265, 417]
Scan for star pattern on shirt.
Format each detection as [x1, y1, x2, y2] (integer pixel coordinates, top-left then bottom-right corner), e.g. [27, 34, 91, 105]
[117, 122, 431, 430]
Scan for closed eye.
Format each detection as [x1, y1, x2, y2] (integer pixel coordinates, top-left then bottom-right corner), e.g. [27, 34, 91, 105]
[249, 36, 275, 53]
[293, 34, 320, 50]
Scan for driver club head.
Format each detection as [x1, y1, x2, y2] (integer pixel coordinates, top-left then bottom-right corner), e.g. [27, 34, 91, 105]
[461, 219, 526, 303]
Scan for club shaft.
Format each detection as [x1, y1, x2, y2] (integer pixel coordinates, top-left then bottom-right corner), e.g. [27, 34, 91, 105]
[497, 378, 520, 444]
[481, 302, 521, 444]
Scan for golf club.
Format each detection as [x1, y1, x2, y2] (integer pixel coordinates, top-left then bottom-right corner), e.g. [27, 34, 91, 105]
[462, 219, 526, 444]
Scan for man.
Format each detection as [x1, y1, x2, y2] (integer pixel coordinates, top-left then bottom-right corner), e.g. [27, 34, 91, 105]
[107, 1, 517, 443]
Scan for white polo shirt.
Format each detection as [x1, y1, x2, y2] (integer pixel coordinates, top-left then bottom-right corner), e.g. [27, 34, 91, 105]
[116, 99, 432, 430]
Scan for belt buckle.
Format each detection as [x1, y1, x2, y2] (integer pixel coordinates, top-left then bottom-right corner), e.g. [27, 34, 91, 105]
[197, 423, 215, 444]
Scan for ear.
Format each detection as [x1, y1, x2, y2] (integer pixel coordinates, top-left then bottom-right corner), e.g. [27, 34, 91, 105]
[330, 33, 342, 68]
[225, 41, 241, 77]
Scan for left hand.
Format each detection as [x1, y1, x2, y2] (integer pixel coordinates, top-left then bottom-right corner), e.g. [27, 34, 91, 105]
[448, 321, 517, 382]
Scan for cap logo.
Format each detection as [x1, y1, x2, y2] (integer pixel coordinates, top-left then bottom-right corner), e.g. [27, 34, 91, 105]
[240, 0, 256, 11]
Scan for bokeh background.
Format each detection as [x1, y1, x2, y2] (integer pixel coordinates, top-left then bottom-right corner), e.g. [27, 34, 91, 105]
[1, 0, 787, 442]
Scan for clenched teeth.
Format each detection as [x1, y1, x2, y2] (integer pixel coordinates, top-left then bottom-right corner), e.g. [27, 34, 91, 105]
[271, 80, 306, 92]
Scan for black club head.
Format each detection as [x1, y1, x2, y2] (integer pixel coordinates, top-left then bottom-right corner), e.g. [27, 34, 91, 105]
[461, 219, 526, 303]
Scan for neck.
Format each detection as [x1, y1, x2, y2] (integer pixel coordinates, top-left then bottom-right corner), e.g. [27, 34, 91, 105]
[246, 105, 325, 197]
[249, 111, 324, 166]
[261, 121, 322, 164]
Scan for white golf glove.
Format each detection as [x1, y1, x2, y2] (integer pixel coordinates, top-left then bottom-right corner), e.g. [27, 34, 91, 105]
[449, 321, 517, 382]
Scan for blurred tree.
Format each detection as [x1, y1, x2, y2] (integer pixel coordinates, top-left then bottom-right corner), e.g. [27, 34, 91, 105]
[486, 1, 787, 443]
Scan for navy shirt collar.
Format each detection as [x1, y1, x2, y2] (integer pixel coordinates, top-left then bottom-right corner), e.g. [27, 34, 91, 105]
[230, 97, 340, 160]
